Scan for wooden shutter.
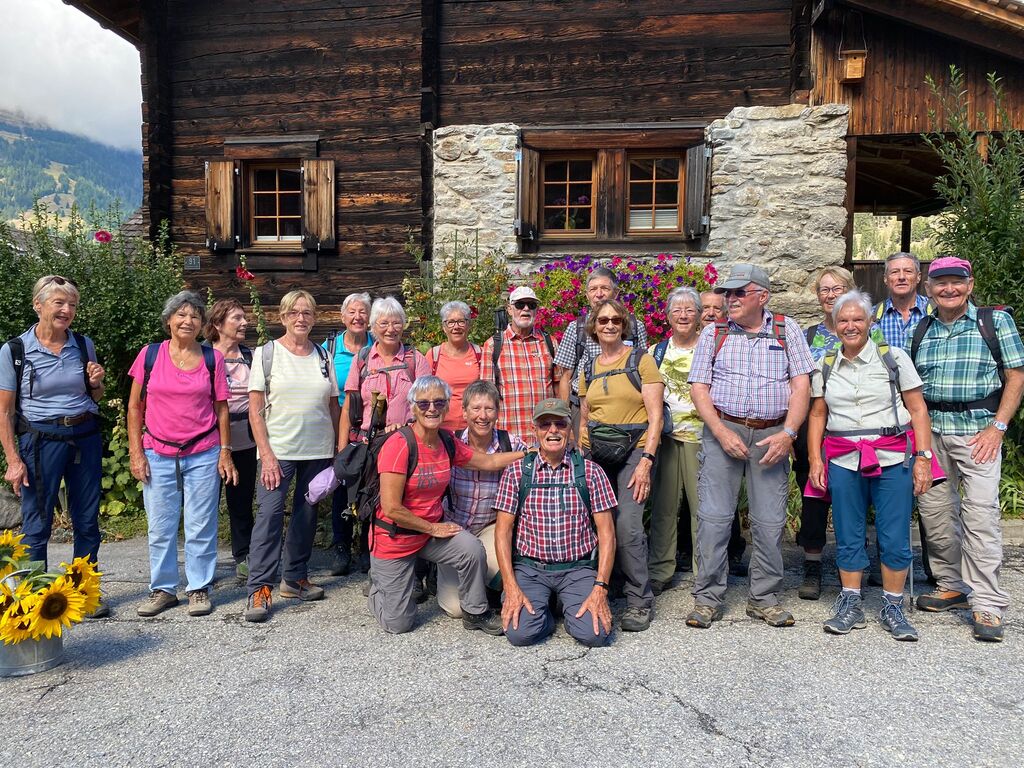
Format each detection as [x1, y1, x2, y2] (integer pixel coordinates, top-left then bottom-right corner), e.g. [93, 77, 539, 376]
[301, 159, 336, 250]
[684, 143, 711, 240]
[515, 144, 540, 246]
[205, 160, 237, 251]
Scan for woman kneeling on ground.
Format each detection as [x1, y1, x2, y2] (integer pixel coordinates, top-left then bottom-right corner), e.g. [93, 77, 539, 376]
[369, 376, 524, 635]
[807, 290, 937, 642]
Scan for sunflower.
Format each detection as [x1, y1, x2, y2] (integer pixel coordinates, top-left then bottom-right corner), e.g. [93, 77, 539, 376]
[27, 576, 85, 640]
[0, 592, 38, 645]
[0, 530, 29, 577]
[62, 557, 102, 613]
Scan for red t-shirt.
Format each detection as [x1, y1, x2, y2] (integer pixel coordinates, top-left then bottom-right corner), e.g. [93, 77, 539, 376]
[371, 429, 474, 559]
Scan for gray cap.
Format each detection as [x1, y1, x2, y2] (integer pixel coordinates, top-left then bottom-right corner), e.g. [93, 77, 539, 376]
[714, 263, 771, 293]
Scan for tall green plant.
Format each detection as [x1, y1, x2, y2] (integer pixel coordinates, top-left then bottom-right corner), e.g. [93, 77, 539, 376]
[923, 66, 1024, 309]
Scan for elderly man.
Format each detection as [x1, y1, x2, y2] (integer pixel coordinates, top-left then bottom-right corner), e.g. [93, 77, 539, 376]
[685, 263, 815, 628]
[493, 398, 618, 647]
[875, 252, 933, 348]
[700, 290, 726, 325]
[555, 266, 648, 434]
[909, 256, 1024, 642]
[481, 286, 557, 449]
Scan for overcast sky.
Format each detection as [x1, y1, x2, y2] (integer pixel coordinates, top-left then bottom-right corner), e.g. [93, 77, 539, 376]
[0, 0, 142, 151]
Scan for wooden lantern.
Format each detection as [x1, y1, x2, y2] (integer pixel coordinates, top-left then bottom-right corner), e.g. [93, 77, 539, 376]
[839, 49, 867, 84]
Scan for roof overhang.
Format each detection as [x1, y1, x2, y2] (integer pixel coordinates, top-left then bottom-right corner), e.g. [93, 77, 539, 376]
[62, 0, 141, 47]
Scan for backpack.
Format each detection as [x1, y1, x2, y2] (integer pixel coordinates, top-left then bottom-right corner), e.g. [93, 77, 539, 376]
[430, 343, 482, 375]
[259, 339, 331, 401]
[712, 312, 788, 361]
[909, 306, 1011, 413]
[495, 428, 513, 454]
[583, 346, 672, 436]
[6, 331, 94, 420]
[358, 426, 457, 539]
[491, 308, 556, 399]
[873, 299, 935, 324]
[348, 344, 419, 432]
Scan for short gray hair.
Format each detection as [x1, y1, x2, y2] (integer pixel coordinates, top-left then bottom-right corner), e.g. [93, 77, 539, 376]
[832, 289, 873, 324]
[370, 296, 407, 329]
[440, 301, 471, 323]
[885, 251, 921, 274]
[462, 380, 500, 410]
[407, 375, 452, 404]
[587, 265, 618, 288]
[161, 290, 206, 333]
[666, 286, 702, 313]
[341, 292, 371, 314]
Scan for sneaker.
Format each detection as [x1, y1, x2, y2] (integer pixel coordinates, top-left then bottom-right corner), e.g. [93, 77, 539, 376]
[329, 546, 352, 577]
[822, 592, 867, 635]
[187, 589, 213, 617]
[85, 600, 111, 620]
[235, 558, 249, 583]
[746, 601, 796, 627]
[798, 561, 822, 601]
[973, 611, 1005, 643]
[279, 578, 325, 601]
[728, 555, 748, 578]
[244, 586, 272, 623]
[916, 590, 970, 612]
[879, 599, 919, 641]
[137, 590, 178, 617]
[620, 606, 652, 632]
[685, 603, 722, 629]
[462, 609, 504, 636]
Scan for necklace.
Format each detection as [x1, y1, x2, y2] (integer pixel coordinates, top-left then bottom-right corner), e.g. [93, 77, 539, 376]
[171, 347, 193, 368]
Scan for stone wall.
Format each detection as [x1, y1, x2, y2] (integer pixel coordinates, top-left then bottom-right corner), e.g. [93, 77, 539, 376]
[706, 104, 850, 320]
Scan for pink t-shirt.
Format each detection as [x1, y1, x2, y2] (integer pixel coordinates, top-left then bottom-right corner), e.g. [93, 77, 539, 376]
[371, 429, 474, 560]
[129, 341, 229, 457]
[430, 345, 481, 431]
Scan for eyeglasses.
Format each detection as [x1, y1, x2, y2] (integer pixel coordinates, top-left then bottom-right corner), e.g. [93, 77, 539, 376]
[444, 319, 468, 328]
[596, 316, 623, 326]
[817, 286, 846, 297]
[375, 320, 404, 330]
[536, 418, 569, 430]
[414, 399, 449, 412]
[285, 310, 314, 319]
[724, 288, 765, 299]
[512, 300, 538, 311]
[669, 307, 697, 316]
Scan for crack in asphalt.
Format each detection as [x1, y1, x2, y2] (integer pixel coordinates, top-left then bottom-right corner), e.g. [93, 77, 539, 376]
[28, 671, 73, 701]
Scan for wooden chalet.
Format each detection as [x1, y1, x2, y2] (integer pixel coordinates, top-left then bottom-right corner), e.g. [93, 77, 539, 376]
[66, 0, 1024, 317]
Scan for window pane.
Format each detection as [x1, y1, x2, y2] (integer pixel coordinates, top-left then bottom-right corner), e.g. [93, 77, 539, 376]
[569, 208, 592, 230]
[279, 193, 301, 216]
[280, 218, 301, 238]
[544, 185, 567, 207]
[569, 160, 592, 182]
[254, 169, 277, 191]
[544, 210, 567, 229]
[568, 184, 591, 207]
[544, 161, 568, 181]
[278, 169, 301, 192]
[255, 219, 277, 239]
[628, 209, 653, 229]
[629, 183, 652, 206]
[655, 182, 678, 205]
[655, 158, 680, 179]
[654, 209, 679, 229]
[255, 194, 276, 216]
[630, 159, 654, 181]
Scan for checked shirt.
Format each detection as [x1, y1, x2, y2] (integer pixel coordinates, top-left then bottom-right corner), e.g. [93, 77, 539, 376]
[492, 452, 616, 563]
[446, 428, 529, 533]
[877, 294, 931, 349]
[481, 325, 557, 449]
[907, 304, 1024, 435]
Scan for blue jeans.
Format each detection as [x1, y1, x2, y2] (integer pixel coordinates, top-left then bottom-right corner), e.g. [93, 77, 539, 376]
[142, 446, 221, 593]
[503, 563, 610, 648]
[829, 462, 913, 572]
[18, 420, 102, 568]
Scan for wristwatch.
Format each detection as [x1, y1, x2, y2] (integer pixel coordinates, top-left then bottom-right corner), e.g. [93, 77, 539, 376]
[782, 427, 798, 440]
[641, 452, 657, 463]
[914, 450, 933, 460]
[993, 420, 1009, 433]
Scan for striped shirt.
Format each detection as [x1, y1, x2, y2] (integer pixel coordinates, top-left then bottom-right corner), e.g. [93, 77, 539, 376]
[877, 294, 931, 349]
[688, 310, 815, 420]
[907, 304, 1024, 435]
[480, 325, 557, 449]
[446, 428, 528, 533]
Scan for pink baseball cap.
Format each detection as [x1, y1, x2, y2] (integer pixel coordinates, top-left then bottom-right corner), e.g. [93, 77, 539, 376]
[928, 256, 972, 279]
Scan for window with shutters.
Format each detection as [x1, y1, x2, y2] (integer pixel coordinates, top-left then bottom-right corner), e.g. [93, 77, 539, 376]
[249, 163, 302, 244]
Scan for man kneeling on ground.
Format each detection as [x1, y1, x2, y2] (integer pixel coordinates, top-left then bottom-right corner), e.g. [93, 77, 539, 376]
[493, 398, 618, 647]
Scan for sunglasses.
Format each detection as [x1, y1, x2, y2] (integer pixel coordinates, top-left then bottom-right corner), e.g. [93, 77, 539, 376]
[724, 288, 765, 299]
[44, 275, 78, 288]
[537, 418, 569, 430]
[414, 399, 449, 412]
[512, 300, 538, 310]
[596, 316, 623, 326]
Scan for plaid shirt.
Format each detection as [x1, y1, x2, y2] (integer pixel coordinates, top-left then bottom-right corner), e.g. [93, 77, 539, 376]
[907, 304, 1024, 435]
[877, 294, 931, 349]
[688, 310, 815, 420]
[446, 428, 529, 532]
[481, 325, 557, 449]
[553, 314, 648, 396]
[492, 451, 616, 563]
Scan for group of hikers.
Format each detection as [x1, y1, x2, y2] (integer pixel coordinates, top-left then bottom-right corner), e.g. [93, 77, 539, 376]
[2, 251, 1020, 645]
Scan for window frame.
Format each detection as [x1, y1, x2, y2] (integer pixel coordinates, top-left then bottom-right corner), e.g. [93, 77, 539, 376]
[245, 161, 304, 251]
[539, 153, 598, 238]
[624, 152, 686, 237]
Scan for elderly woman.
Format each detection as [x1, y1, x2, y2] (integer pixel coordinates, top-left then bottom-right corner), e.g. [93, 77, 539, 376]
[437, 380, 528, 617]
[428, 301, 481, 432]
[807, 290, 936, 641]
[370, 375, 524, 634]
[0, 275, 107, 616]
[794, 266, 855, 600]
[579, 298, 664, 633]
[647, 287, 703, 594]
[128, 291, 236, 618]
[326, 292, 372, 577]
[204, 299, 257, 583]
[243, 290, 339, 623]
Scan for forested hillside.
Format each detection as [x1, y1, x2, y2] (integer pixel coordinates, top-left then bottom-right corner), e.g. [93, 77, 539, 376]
[0, 111, 141, 224]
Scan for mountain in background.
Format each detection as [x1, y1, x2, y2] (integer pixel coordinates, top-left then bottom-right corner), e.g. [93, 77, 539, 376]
[0, 109, 142, 225]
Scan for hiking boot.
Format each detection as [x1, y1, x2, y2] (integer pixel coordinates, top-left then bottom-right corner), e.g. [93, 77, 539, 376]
[746, 601, 796, 627]
[728, 555, 748, 578]
[620, 606, 652, 632]
[462, 609, 504, 636]
[650, 579, 668, 597]
[187, 589, 213, 617]
[137, 590, 178, 617]
[798, 560, 822, 601]
[279, 578, 325, 601]
[685, 603, 722, 629]
[675, 552, 692, 573]
[244, 586, 272, 623]
[916, 590, 970, 612]
[879, 599, 919, 642]
[412, 577, 428, 604]
[85, 600, 111, 620]
[235, 558, 249, 583]
[328, 545, 352, 577]
[973, 611, 1005, 643]
[822, 592, 867, 635]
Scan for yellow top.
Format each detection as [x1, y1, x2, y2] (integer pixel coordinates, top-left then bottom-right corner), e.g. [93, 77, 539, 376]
[579, 349, 662, 448]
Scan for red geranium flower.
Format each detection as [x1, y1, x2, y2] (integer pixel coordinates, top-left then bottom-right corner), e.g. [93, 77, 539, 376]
[94, 230, 112, 243]
[469, 305, 479, 319]
[236, 265, 255, 281]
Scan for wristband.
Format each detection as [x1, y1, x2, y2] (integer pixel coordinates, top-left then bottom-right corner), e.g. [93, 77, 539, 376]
[782, 427, 798, 440]
[641, 452, 656, 463]
[593, 580, 609, 590]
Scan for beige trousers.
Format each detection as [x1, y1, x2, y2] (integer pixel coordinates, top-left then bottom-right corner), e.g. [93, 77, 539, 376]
[437, 523, 499, 618]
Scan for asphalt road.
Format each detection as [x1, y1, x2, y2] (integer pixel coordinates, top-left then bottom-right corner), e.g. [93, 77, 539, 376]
[3, 537, 1022, 768]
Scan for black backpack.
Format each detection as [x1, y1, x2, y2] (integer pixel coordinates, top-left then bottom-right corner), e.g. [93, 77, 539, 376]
[583, 346, 672, 436]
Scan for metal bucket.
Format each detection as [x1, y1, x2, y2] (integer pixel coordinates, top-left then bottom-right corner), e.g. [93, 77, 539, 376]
[0, 634, 65, 677]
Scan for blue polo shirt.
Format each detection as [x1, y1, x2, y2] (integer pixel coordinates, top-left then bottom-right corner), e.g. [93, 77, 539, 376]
[0, 326, 98, 421]
[323, 331, 372, 406]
